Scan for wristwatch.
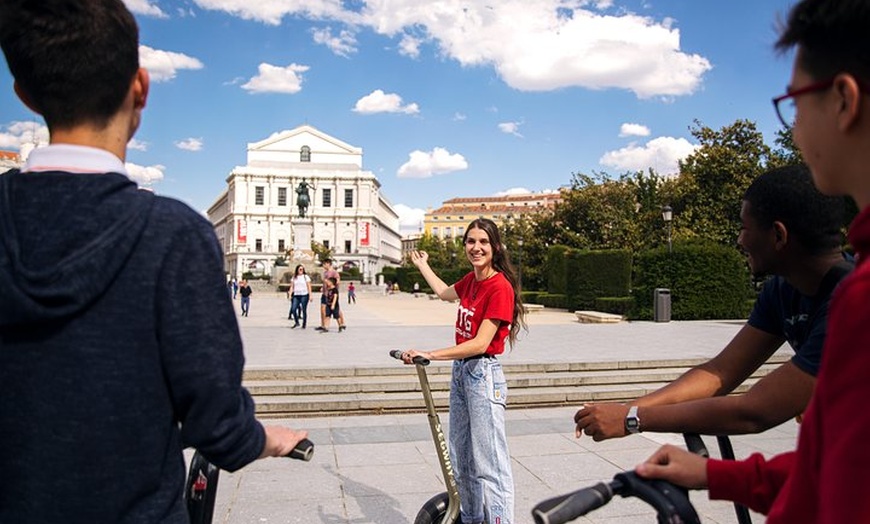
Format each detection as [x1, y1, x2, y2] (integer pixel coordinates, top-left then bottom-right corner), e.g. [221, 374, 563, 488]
[625, 406, 641, 434]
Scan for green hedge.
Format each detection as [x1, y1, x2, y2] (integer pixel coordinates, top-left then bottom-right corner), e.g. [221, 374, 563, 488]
[564, 249, 632, 310]
[546, 245, 571, 294]
[536, 293, 568, 309]
[631, 240, 752, 320]
[594, 296, 635, 316]
[521, 291, 543, 304]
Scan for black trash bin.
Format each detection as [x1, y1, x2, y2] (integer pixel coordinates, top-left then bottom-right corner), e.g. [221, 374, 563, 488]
[654, 288, 671, 322]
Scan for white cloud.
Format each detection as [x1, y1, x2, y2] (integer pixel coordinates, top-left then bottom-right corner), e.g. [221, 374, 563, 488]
[393, 204, 426, 232]
[353, 89, 419, 114]
[453, 112, 467, 121]
[398, 34, 422, 58]
[123, 0, 167, 18]
[175, 137, 204, 151]
[599, 136, 698, 176]
[192, 1, 711, 98]
[0, 121, 49, 149]
[397, 147, 468, 178]
[242, 63, 309, 94]
[192, 0, 356, 26]
[619, 123, 651, 137]
[125, 163, 165, 186]
[312, 27, 358, 57]
[357, 2, 711, 98]
[498, 121, 523, 137]
[128, 138, 148, 152]
[139, 46, 204, 82]
[494, 187, 532, 196]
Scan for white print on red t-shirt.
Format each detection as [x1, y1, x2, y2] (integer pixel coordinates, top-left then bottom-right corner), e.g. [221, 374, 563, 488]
[456, 304, 475, 339]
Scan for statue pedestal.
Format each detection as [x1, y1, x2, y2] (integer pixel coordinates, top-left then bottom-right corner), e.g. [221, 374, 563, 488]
[291, 218, 315, 262]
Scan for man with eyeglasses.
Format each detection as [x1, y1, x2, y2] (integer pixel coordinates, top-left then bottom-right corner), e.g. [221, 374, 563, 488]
[634, 1, 870, 521]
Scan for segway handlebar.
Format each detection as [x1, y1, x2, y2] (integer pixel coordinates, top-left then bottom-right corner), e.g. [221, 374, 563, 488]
[389, 349, 430, 366]
[531, 481, 615, 524]
[287, 438, 315, 461]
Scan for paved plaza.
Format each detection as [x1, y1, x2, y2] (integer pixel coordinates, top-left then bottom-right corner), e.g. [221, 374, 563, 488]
[204, 286, 797, 523]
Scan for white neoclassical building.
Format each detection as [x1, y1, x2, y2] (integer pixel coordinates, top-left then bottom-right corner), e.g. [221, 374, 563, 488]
[207, 125, 402, 283]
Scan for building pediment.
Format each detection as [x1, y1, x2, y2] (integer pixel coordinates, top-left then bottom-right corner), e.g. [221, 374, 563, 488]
[247, 124, 361, 160]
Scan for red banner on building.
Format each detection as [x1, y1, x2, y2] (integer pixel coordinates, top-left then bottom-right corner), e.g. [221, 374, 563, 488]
[237, 220, 247, 243]
[358, 222, 370, 246]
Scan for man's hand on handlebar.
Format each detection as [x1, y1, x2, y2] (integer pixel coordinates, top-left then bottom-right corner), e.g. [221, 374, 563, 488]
[635, 444, 708, 490]
[260, 425, 309, 459]
[574, 403, 630, 441]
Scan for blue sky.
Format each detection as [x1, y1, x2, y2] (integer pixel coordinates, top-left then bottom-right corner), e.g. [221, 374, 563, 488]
[0, 0, 797, 232]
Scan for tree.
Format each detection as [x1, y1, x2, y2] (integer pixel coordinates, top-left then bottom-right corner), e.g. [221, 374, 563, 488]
[675, 119, 773, 245]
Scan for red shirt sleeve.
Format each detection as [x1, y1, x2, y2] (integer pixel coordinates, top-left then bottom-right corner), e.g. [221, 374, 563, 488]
[707, 452, 795, 515]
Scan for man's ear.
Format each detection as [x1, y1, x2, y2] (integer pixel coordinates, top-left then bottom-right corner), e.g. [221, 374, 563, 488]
[772, 221, 789, 249]
[13, 81, 41, 115]
[132, 67, 149, 110]
[833, 73, 862, 131]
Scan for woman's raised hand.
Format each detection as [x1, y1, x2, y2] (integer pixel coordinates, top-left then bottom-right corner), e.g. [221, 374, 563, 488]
[410, 250, 429, 267]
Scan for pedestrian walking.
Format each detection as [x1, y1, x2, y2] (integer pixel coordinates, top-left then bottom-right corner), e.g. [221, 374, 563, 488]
[239, 279, 252, 316]
[288, 265, 311, 328]
[347, 282, 356, 304]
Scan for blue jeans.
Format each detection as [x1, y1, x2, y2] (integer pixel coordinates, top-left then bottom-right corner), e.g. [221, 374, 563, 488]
[240, 296, 250, 316]
[449, 357, 513, 524]
[290, 294, 309, 326]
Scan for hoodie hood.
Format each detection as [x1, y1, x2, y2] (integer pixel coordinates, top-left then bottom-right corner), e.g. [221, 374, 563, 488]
[0, 169, 155, 326]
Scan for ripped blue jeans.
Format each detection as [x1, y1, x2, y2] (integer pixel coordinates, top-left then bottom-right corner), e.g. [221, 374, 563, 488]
[449, 357, 514, 524]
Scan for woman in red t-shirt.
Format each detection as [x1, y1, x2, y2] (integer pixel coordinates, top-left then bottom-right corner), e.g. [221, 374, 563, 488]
[402, 218, 526, 524]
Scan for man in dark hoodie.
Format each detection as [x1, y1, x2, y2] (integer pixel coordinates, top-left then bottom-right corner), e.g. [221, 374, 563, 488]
[0, 1, 307, 522]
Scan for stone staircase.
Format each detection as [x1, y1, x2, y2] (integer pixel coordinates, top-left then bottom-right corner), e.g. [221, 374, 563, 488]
[246, 353, 790, 417]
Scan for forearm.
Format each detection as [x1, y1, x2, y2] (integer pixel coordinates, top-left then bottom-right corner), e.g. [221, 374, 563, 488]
[423, 338, 489, 361]
[639, 395, 786, 435]
[637, 366, 729, 407]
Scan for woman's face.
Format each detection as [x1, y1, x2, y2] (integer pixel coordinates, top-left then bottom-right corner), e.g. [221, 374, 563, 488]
[465, 226, 494, 270]
[296, 266, 304, 274]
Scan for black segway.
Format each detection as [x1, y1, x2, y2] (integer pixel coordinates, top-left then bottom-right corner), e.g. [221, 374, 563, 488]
[185, 438, 315, 524]
[390, 350, 461, 524]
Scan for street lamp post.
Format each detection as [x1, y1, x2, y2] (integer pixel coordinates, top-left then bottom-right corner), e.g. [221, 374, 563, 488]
[662, 205, 673, 253]
[517, 238, 524, 290]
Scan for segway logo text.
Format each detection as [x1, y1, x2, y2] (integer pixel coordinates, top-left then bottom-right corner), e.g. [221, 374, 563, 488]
[434, 421, 455, 485]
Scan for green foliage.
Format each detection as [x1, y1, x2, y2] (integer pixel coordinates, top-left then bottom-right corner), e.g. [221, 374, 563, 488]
[310, 241, 334, 264]
[546, 245, 570, 294]
[536, 293, 568, 309]
[631, 240, 752, 320]
[564, 249, 632, 309]
[674, 119, 772, 246]
[594, 297, 636, 316]
[521, 291, 542, 304]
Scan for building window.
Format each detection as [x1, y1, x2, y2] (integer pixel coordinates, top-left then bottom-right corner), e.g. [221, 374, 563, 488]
[432, 227, 439, 237]
[255, 239, 263, 252]
[344, 188, 353, 208]
[457, 227, 464, 237]
[345, 240, 352, 253]
[445, 227, 452, 238]
[255, 186, 264, 205]
[278, 187, 287, 206]
[322, 188, 332, 208]
[323, 240, 330, 249]
[300, 145, 311, 162]
[278, 239, 285, 252]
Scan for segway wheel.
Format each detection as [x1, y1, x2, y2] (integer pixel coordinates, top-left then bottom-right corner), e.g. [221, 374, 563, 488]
[414, 491, 451, 524]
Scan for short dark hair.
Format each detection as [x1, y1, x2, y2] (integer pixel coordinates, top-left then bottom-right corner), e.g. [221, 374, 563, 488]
[775, 0, 870, 83]
[743, 164, 845, 254]
[0, 0, 140, 129]
[321, 258, 332, 266]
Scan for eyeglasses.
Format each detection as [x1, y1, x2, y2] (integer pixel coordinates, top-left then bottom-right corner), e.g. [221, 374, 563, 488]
[772, 79, 835, 129]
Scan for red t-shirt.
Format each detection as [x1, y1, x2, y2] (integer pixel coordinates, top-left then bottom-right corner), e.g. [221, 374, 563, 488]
[453, 272, 514, 355]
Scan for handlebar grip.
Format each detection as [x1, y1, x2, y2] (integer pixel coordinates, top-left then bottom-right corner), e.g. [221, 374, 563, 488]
[388, 349, 430, 366]
[287, 438, 314, 461]
[531, 482, 613, 524]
